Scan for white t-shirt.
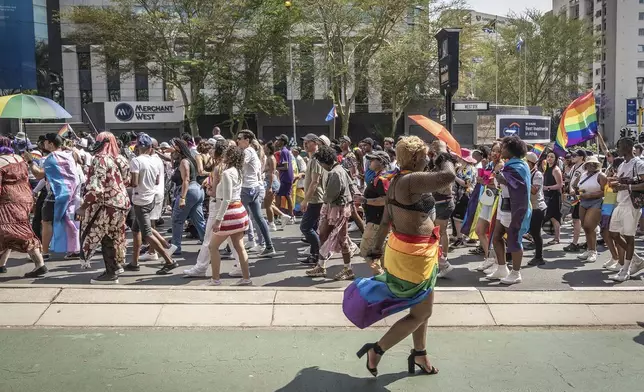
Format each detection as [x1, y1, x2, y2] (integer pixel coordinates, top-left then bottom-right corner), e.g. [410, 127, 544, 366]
[242, 147, 262, 189]
[569, 163, 586, 193]
[616, 157, 644, 206]
[151, 154, 165, 199]
[130, 154, 161, 206]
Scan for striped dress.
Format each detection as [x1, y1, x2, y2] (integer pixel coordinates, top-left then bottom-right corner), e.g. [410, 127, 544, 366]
[212, 168, 249, 236]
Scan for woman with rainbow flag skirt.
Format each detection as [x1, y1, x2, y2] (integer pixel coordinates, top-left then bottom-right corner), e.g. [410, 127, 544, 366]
[342, 136, 455, 377]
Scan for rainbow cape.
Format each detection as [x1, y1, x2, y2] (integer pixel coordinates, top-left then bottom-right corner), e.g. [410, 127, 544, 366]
[500, 158, 532, 252]
[43, 150, 81, 253]
[343, 228, 440, 329]
[554, 91, 598, 156]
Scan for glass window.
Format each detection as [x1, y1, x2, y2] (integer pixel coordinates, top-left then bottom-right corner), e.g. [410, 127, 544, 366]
[639, 61, 644, 68]
[136, 89, 149, 101]
[33, 5, 47, 24]
[34, 23, 48, 42]
[639, 29, 644, 36]
[638, 45, 644, 53]
[639, 12, 644, 20]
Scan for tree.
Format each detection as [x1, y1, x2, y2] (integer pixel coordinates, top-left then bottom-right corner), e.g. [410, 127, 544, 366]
[374, 3, 477, 136]
[474, 10, 595, 111]
[64, 0, 291, 136]
[204, 0, 293, 133]
[298, 0, 418, 136]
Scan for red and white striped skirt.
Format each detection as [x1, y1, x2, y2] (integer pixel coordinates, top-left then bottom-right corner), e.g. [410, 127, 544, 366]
[215, 201, 249, 236]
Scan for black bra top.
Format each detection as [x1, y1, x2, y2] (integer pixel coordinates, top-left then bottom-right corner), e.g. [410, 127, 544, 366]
[388, 194, 435, 213]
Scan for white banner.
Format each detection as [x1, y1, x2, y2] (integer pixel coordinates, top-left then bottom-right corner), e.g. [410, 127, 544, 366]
[104, 101, 184, 123]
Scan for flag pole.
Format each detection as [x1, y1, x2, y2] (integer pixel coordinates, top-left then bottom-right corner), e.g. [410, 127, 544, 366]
[524, 39, 528, 108]
[495, 18, 498, 106]
[333, 104, 336, 138]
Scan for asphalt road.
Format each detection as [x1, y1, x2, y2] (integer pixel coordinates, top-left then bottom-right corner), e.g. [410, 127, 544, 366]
[1, 328, 643, 392]
[1, 218, 644, 290]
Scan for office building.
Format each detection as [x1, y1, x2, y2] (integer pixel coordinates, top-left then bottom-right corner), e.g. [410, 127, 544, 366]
[553, 0, 644, 143]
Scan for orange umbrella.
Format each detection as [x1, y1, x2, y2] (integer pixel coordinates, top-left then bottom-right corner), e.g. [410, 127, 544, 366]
[408, 115, 462, 157]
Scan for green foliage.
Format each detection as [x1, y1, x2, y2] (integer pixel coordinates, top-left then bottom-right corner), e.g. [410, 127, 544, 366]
[474, 10, 595, 111]
[64, 0, 293, 135]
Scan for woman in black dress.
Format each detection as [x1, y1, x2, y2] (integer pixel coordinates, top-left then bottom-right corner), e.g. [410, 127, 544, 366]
[542, 152, 563, 245]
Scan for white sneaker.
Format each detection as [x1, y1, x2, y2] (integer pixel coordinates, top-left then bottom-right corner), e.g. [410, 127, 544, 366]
[606, 262, 622, 272]
[628, 257, 644, 275]
[348, 222, 359, 233]
[249, 244, 265, 253]
[288, 216, 296, 225]
[349, 242, 359, 257]
[232, 278, 253, 286]
[483, 263, 497, 276]
[167, 244, 178, 256]
[268, 222, 278, 232]
[245, 241, 257, 250]
[140, 252, 159, 262]
[603, 259, 619, 269]
[609, 268, 630, 282]
[229, 266, 243, 277]
[486, 264, 509, 280]
[500, 270, 522, 285]
[183, 268, 207, 277]
[586, 251, 598, 263]
[577, 251, 590, 260]
[116, 267, 125, 274]
[437, 262, 454, 279]
[475, 258, 495, 272]
[201, 279, 222, 286]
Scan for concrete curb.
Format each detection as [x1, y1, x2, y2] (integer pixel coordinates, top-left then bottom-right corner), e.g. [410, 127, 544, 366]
[1, 286, 644, 328]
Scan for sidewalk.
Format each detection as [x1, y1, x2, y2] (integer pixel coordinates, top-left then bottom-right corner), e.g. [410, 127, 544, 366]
[2, 285, 644, 328]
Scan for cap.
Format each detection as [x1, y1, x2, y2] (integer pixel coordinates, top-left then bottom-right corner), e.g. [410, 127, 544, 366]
[526, 152, 539, 164]
[159, 142, 171, 149]
[275, 134, 289, 144]
[300, 133, 319, 142]
[137, 133, 153, 148]
[574, 149, 587, 158]
[15, 131, 27, 141]
[318, 135, 331, 147]
[584, 155, 600, 165]
[366, 150, 391, 165]
[361, 137, 375, 146]
[564, 153, 572, 160]
[338, 135, 351, 144]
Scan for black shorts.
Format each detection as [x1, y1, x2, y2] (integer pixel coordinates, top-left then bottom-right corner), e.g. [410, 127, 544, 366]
[452, 195, 470, 221]
[572, 204, 580, 220]
[435, 199, 455, 221]
[131, 200, 156, 237]
[277, 180, 293, 197]
[42, 200, 54, 222]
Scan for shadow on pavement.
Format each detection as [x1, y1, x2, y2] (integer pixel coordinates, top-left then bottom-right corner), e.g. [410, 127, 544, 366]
[274, 367, 408, 392]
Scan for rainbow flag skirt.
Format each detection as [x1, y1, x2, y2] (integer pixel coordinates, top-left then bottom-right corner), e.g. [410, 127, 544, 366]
[342, 227, 440, 329]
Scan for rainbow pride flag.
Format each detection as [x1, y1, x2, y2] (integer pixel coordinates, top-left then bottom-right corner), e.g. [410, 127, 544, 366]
[532, 144, 545, 157]
[554, 91, 598, 156]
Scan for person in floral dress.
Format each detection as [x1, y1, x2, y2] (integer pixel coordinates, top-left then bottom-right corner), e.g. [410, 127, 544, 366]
[79, 132, 131, 285]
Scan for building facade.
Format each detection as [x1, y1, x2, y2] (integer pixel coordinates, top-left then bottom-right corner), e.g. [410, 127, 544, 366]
[553, 0, 644, 144]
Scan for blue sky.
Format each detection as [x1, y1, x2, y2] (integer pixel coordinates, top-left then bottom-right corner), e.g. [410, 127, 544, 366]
[466, 0, 552, 16]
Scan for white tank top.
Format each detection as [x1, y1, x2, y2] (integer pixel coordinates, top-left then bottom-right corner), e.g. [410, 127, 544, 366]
[578, 172, 601, 194]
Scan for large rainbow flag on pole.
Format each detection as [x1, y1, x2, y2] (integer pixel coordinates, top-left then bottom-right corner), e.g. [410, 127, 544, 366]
[554, 91, 598, 156]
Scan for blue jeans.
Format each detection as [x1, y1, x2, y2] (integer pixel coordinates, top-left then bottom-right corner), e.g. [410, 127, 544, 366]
[300, 203, 322, 256]
[172, 182, 206, 251]
[242, 186, 273, 250]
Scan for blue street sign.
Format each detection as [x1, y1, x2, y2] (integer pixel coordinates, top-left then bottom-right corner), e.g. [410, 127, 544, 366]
[627, 98, 637, 125]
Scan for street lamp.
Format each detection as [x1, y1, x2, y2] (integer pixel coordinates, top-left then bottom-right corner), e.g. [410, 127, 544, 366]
[285, 1, 297, 143]
[637, 77, 644, 136]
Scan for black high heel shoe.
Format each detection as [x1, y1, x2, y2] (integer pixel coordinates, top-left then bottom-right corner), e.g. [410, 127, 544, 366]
[407, 349, 439, 375]
[356, 342, 385, 377]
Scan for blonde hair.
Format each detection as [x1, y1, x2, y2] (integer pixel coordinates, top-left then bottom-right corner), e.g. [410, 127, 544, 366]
[396, 136, 427, 170]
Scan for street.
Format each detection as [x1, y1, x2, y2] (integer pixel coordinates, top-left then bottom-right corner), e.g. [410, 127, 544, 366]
[1, 328, 643, 392]
[1, 219, 643, 290]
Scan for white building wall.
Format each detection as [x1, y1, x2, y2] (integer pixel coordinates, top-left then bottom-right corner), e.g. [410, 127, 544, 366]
[119, 60, 136, 101]
[61, 45, 82, 121]
[313, 44, 327, 100]
[90, 45, 108, 102]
